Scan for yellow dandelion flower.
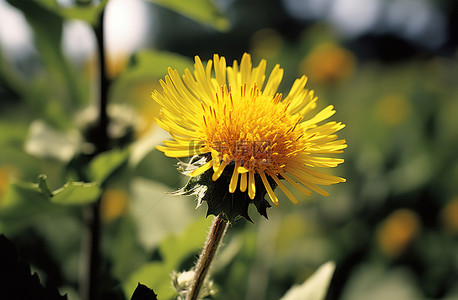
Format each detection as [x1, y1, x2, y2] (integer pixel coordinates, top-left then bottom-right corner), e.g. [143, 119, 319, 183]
[153, 53, 346, 221]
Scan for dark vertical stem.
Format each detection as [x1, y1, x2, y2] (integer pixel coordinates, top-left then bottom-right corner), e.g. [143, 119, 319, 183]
[94, 9, 109, 153]
[79, 9, 110, 300]
[80, 201, 101, 300]
[186, 214, 229, 300]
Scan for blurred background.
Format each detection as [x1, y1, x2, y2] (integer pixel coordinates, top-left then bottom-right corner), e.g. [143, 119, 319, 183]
[0, 0, 457, 299]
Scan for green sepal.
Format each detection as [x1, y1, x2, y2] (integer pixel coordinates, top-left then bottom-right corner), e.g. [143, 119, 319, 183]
[174, 158, 273, 223]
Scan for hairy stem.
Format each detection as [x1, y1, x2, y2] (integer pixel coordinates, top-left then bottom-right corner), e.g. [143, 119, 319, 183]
[79, 9, 110, 300]
[186, 214, 229, 300]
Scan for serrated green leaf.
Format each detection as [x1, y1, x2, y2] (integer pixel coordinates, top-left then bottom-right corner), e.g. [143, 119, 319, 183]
[88, 148, 129, 183]
[52, 180, 101, 205]
[130, 283, 158, 300]
[147, 0, 229, 31]
[0, 235, 68, 300]
[0, 178, 58, 225]
[0, 175, 100, 217]
[124, 262, 172, 300]
[0, 180, 49, 214]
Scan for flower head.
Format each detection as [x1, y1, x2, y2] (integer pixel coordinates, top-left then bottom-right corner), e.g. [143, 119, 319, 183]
[153, 53, 346, 221]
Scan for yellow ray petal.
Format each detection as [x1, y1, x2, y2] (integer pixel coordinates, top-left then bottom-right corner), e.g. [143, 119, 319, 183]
[280, 172, 313, 196]
[284, 75, 307, 104]
[156, 145, 199, 157]
[237, 166, 249, 173]
[263, 64, 284, 97]
[260, 171, 279, 206]
[269, 172, 298, 204]
[240, 53, 252, 85]
[301, 105, 336, 127]
[240, 172, 247, 192]
[162, 140, 207, 154]
[300, 166, 346, 183]
[286, 167, 342, 185]
[250, 59, 266, 88]
[212, 160, 228, 181]
[287, 172, 329, 196]
[229, 163, 240, 193]
[156, 118, 197, 139]
[248, 170, 256, 199]
[213, 54, 227, 86]
[188, 160, 213, 177]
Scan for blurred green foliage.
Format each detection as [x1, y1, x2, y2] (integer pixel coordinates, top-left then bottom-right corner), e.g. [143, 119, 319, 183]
[145, 0, 229, 31]
[0, 0, 457, 299]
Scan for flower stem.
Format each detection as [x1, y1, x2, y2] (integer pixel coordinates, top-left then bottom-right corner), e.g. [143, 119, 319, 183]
[79, 9, 110, 300]
[186, 214, 229, 300]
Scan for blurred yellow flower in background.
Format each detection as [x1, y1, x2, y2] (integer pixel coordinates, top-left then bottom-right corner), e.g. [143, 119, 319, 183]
[107, 50, 130, 79]
[374, 94, 411, 126]
[0, 165, 16, 203]
[376, 209, 421, 258]
[153, 53, 346, 208]
[440, 197, 458, 234]
[300, 43, 355, 84]
[85, 50, 129, 79]
[100, 188, 129, 222]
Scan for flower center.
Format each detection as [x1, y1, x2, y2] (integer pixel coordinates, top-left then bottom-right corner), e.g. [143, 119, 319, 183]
[200, 84, 305, 174]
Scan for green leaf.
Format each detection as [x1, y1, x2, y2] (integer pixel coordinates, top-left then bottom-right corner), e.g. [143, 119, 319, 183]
[125, 263, 172, 300]
[52, 179, 101, 205]
[147, 0, 229, 31]
[30, 0, 109, 25]
[0, 235, 68, 300]
[123, 217, 213, 299]
[0, 175, 100, 217]
[129, 178, 196, 251]
[339, 264, 423, 300]
[0, 48, 28, 102]
[159, 216, 213, 268]
[88, 148, 130, 183]
[110, 50, 192, 115]
[280, 261, 336, 300]
[106, 216, 149, 281]
[0, 179, 50, 221]
[130, 283, 158, 300]
[59, 1, 109, 25]
[7, 0, 88, 111]
[120, 50, 193, 83]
